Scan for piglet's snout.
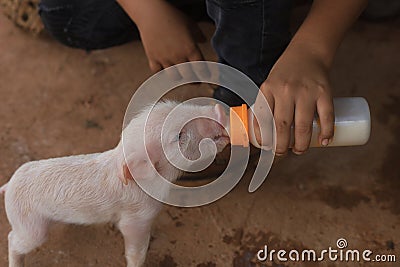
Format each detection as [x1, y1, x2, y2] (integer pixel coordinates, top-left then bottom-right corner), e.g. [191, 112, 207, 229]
[214, 103, 228, 128]
[195, 118, 230, 152]
[213, 104, 230, 144]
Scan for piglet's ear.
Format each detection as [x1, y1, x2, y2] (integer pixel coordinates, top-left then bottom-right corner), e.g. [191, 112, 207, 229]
[120, 163, 133, 185]
[118, 154, 160, 185]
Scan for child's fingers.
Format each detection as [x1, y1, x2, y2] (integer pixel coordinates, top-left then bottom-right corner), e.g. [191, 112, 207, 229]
[186, 47, 209, 80]
[163, 63, 182, 80]
[260, 82, 275, 112]
[191, 24, 207, 43]
[160, 46, 204, 80]
[316, 94, 335, 146]
[273, 97, 295, 156]
[187, 45, 204, 62]
[190, 60, 211, 80]
[293, 99, 315, 154]
[187, 47, 204, 74]
[149, 60, 163, 73]
[176, 61, 197, 81]
[253, 90, 275, 149]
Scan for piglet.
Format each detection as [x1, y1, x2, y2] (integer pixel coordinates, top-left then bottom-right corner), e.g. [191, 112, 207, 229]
[0, 101, 229, 267]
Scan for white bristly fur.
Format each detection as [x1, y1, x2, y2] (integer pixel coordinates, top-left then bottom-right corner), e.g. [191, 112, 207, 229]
[0, 101, 229, 267]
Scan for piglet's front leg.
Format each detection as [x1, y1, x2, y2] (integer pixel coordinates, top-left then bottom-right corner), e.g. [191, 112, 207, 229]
[118, 217, 152, 267]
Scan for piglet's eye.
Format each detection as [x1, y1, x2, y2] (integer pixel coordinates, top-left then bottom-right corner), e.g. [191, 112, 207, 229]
[172, 132, 183, 142]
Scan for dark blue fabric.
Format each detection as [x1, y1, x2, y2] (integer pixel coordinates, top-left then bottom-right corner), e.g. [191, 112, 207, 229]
[39, 0, 137, 50]
[207, 0, 293, 86]
[38, 0, 207, 50]
[206, 0, 293, 105]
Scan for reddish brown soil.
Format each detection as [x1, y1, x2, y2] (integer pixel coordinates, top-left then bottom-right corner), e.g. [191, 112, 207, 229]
[0, 5, 399, 267]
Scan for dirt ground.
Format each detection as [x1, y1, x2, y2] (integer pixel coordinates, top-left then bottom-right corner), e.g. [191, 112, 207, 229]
[1, 4, 400, 267]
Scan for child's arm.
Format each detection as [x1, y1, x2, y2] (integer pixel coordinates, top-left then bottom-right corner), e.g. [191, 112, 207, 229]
[117, 0, 204, 73]
[256, 0, 368, 156]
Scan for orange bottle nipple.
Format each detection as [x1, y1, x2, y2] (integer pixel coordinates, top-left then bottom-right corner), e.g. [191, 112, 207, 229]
[229, 104, 249, 147]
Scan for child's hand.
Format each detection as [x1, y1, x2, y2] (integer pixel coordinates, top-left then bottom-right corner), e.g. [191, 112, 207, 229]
[253, 0, 367, 156]
[138, 1, 204, 75]
[257, 42, 334, 156]
[118, 0, 205, 76]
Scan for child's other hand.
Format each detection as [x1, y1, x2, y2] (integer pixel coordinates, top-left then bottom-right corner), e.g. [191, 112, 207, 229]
[135, 0, 205, 76]
[258, 42, 334, 156]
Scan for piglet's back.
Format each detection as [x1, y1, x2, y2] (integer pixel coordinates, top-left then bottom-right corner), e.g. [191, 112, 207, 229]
[4, 149, 143, 225]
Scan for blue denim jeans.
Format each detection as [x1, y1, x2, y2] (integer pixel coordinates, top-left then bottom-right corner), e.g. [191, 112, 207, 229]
[39, 0, 208, 50]
[207, 0, 292, 85]
[39, 0, 292, 103]
[207, 0, 292, 105]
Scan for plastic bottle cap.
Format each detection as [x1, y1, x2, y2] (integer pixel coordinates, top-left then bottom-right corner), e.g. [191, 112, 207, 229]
[229, 104, 249, 147]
